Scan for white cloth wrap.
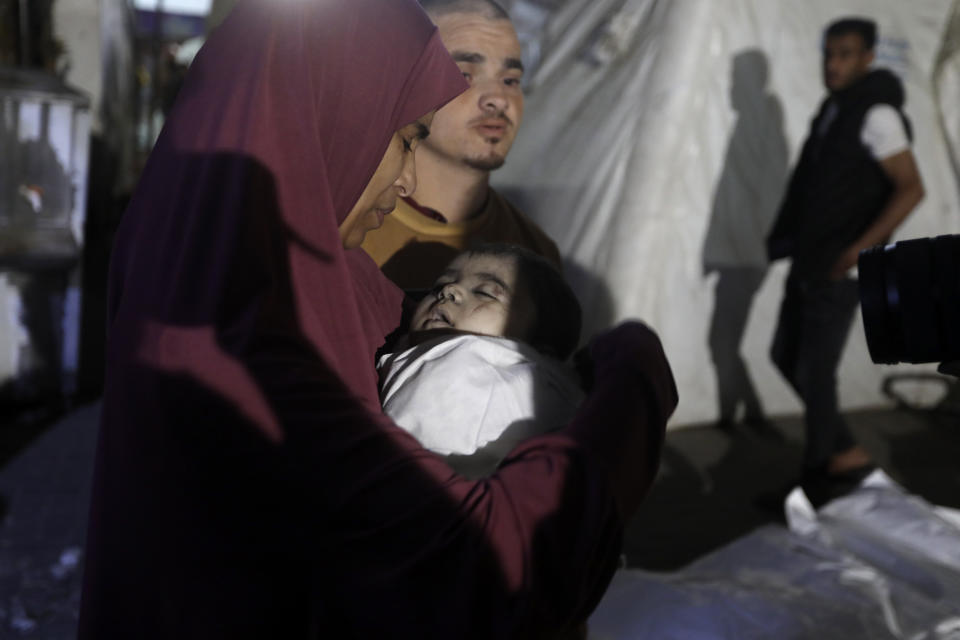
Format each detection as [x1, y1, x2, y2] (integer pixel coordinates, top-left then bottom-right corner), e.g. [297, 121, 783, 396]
[378, 334, 584, 460]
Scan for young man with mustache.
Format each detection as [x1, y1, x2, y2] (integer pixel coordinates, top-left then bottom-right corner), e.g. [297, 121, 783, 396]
[362, 0, 561, 291]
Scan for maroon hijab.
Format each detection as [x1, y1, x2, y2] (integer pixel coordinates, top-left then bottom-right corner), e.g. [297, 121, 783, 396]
[81, 1, 469, 636]
[107, 0, 465, 413]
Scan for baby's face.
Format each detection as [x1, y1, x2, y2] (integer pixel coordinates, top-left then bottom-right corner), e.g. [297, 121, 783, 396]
[411, 252, 534, 339]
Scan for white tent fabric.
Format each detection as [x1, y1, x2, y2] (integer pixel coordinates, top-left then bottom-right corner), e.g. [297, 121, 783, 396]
[495, 0, 960, 425]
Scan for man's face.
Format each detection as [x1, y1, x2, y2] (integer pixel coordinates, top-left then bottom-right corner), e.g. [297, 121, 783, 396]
[411, 252, 534, 339]
[423, 12, 525, 172]
[823, 33, 874, 92]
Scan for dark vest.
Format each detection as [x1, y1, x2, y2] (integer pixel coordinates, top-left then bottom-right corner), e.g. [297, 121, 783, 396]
[767, 69, 911, 279]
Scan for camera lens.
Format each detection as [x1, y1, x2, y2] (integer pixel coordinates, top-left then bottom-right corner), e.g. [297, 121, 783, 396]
[858, 235, 960, 364]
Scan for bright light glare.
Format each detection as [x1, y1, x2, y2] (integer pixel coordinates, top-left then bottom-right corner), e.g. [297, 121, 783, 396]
[132, 0, 213, 15]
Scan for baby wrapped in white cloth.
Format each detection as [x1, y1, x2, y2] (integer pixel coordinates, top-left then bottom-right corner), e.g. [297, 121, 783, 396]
[378, 244, 584, 476]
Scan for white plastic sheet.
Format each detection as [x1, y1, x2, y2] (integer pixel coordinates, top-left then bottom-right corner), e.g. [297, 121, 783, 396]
[496, 0, 960, 425]
[586, 472, 960, 639]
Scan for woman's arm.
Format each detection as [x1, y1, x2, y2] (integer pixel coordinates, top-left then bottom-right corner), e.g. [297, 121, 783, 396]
[249, 321, 677, 637]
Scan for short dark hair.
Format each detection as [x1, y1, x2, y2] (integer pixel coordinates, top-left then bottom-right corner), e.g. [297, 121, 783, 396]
[825, 17, 877, 50]
[468, 243, 581, 360]
[419, 0, 510, 21]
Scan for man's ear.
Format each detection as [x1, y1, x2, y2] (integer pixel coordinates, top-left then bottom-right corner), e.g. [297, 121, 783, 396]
[865, 49, 876, 66]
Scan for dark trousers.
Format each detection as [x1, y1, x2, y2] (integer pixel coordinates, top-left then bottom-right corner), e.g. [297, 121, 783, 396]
[770, 270, 860, 471]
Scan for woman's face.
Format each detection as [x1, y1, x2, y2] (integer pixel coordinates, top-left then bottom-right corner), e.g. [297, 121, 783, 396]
[339, 112, 435, 249]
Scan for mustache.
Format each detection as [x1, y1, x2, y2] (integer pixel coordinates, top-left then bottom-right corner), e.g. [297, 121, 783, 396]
[468, 113, 513, 128]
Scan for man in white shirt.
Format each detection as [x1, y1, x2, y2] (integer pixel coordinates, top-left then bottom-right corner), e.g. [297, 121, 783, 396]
[765, 17, 925, 507]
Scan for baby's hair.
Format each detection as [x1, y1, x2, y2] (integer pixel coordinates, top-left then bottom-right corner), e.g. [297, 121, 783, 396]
[468, 243, 581, 359]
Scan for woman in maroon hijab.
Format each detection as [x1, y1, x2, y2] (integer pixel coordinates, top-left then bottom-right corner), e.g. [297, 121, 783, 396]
[79, 0, 677, 638]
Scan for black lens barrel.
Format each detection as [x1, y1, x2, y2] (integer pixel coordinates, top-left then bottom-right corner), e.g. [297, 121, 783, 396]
[858, 234, 960, 365]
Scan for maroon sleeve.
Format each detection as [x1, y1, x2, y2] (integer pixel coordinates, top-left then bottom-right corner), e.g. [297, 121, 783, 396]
[251, 321, 677, 637]
[566, 321, 678, 516]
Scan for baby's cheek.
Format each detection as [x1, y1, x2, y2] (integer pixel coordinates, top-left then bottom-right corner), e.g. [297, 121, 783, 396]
[493, 308, 512, 335]
[411, 300, 432, 327]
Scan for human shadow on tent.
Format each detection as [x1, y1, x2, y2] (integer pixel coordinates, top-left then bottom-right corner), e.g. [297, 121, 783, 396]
[701, 49, 788, 432]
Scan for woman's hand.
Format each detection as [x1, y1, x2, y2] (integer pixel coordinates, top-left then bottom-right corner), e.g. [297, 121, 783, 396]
[568, 321, 679, 516]
[576, 321, 668, 392]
